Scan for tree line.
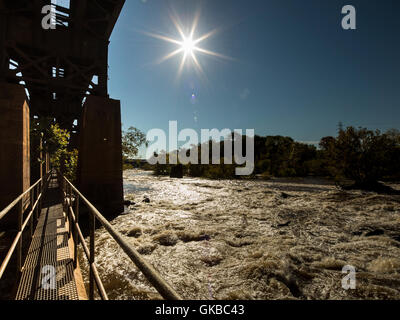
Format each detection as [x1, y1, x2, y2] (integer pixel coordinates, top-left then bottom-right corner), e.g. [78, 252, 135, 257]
[132, 126, 400, 191]
[35, 123, 399, 192]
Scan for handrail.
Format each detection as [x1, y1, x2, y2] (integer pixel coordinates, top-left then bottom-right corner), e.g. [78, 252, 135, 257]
[61, 175, 182, 300]
[0, 171, 52, 280]
[65, 199, 108, 300]
[0, 178, 42, 221]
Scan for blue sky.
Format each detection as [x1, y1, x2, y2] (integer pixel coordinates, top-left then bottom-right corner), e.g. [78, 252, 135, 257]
[107, 0, 400, 156]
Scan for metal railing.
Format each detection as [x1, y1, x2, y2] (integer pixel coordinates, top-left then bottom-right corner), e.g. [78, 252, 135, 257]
[0, 172, 52, 280]
[61, 174, 182, 300]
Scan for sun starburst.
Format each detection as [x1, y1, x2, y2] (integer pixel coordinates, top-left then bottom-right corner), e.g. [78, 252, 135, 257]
[143, 11, 231, 79]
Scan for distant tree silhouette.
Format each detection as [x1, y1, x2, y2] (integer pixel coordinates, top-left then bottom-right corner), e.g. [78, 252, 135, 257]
[148, 127, 400, 187]
[122, 126, 147, 159]
[320, 126, 400, 192]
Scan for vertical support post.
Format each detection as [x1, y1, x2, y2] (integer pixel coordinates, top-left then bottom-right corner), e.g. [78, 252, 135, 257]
[61, 176, 64, 201]
[0, 83, 30, 228]
[16, 199, 23, 274]
[89, 211, 95, 300]
[34, 184, 38, 222]
[77, 96, 124, 219]
[29, 188, 33, 237]
[45, 152, 50, 174]
[68, 184, 72, 238]
[39, 136, 43, 181]
[73, 194, 79, 269]
[63, 179, 66, 218]
[38, 179, 42, 217]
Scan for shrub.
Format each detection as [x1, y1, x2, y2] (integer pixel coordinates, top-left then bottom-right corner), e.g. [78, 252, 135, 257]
[123, 162, 134, 171]
[320, 127, 400, 185]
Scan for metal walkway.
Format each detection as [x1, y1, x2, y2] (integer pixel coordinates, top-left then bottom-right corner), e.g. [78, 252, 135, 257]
[15, 177, 78, 300]
[1, 171, 181, 300]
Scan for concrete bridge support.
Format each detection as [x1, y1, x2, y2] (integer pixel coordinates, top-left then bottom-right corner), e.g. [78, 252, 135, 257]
[0, 82, 30, 227]
[77, 95, 124, 219]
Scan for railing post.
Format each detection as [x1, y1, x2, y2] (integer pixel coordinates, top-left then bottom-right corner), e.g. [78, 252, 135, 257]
[64, 180, 67, 210]
[67, 184, 71, 238]
[38, 179, 42, 217]
[89, 211, 95, 300]
[16, 199, 23, 274]
[29, 189, 33, 237]
[34, 184, 38, 222]
[39, 136, 43, 182]
[62, 178, 66, 215]
[73, 194, 79, 269]
[68, 186, 73, 237]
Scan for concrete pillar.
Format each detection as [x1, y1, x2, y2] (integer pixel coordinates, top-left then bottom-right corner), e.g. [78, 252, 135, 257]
[0, 83, 30, 227]
[77, 96, 123, 219]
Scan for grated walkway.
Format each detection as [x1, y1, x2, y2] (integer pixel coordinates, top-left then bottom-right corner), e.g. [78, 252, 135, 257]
[15, 177, 79, 300]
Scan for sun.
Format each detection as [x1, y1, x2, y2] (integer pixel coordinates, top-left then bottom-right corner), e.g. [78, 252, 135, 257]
[142, 11, 231, 78]
[182, 36, 195, 55]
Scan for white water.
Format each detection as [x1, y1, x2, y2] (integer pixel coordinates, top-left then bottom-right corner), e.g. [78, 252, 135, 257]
[79, 170, 400, 300]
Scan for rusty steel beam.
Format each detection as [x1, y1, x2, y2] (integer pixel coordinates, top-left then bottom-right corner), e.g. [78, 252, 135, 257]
[0, 0, 125, 124]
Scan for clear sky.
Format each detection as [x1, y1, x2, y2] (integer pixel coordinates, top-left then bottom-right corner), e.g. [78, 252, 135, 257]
[107, 0, 400, 156]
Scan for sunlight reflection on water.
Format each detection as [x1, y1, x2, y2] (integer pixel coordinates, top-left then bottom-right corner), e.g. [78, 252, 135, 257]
[78, 169, 400, 300]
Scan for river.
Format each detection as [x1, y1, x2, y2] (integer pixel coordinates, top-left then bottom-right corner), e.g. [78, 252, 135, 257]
[78, 170, 400, 300]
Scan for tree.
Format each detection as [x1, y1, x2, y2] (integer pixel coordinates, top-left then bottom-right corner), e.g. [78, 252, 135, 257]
[122, 127, 147, 159]
[47, 124, 78, 182]
[31, 117, 53, 179]
[290, 142, 317, 176]
[320, 126, 400, 191]
[381, 129, 400, 181]
[264, 136, 294, 176]
[319, 136, 340, 178]
[30, 119, 78, 182]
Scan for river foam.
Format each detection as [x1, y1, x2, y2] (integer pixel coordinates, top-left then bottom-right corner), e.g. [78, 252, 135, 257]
[78, 170, 400, 300]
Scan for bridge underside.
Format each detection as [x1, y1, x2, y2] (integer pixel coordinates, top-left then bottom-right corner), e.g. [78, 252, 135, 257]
[0, 0, 126, 221]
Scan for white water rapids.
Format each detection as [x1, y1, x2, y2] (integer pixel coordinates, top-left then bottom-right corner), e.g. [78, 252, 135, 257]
[78, 170, 400, 300]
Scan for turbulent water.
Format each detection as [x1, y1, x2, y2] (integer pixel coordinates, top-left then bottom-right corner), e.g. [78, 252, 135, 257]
[79, 170, 400, 300]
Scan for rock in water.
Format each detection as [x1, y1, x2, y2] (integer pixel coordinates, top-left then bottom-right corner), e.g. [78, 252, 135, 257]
[143, 197, 150, 203]
[123, 200, 133, 206]
[170, 164, 184, 178]
[277, 221, 291, 228]
[365, 229, 384, 237]
[126, 227, 142, 238]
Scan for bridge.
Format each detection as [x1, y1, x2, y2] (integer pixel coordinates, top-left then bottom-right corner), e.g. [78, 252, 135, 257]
[0, 1, 181, 300]
[0, 170, 181, 300]
[1, 0, 126, 220]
